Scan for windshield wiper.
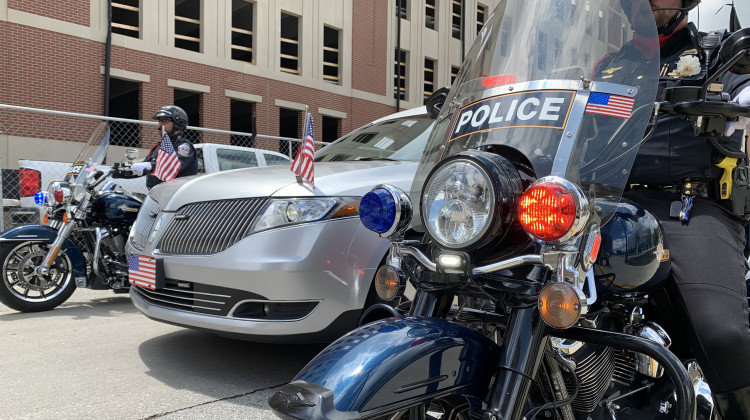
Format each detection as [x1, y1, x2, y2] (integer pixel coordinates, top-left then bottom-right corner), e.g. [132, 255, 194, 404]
[355, 157, 397, 161]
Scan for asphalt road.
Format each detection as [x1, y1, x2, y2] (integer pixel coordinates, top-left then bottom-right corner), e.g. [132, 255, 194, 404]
[0, 288, 326, 420]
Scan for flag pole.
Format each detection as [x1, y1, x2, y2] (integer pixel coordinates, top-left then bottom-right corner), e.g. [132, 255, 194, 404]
[295, 105, 309, 183]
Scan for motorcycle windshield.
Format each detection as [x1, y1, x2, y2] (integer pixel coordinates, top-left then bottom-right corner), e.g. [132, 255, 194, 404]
[65, 121, 111, 186]
[413, 0, 660, 228]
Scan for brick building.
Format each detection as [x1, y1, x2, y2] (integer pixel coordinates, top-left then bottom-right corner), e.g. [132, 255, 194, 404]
[0, 0, 499, 151]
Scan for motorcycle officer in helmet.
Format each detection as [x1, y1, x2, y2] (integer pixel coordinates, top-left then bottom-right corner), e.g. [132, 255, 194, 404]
[598, 0, 750, 417]
[130, 105, 199, 189]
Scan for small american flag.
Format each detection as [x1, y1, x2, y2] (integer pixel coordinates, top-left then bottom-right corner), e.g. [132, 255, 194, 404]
[291, 112, 315, 186]
[128, 254, 157, 290]
[585, 92, 635, 119]
[151, 132, 182, 182]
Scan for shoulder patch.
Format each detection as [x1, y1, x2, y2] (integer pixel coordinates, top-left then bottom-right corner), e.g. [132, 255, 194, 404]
[177, 143, 192, 157]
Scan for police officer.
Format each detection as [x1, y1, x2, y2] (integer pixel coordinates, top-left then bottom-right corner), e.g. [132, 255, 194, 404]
[131, 105, 198, 189]
[603, 0, 750, 418]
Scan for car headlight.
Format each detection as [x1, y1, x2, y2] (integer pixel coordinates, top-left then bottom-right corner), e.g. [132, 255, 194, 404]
[250, 198, 359, 232]
[422, 158, 495, 249]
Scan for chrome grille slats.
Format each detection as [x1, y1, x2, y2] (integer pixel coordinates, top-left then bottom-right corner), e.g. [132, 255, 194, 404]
[157, 198, 268, 255]
[130, 197, 160, 249]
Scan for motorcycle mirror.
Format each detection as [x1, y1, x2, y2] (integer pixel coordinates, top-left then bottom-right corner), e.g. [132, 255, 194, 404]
[719, 28, 750, 75]
[426, 86, 450, 119]
[125, 148, 139, 162]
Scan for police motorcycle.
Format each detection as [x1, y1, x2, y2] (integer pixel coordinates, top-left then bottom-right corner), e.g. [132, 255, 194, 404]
[270, 0, 750, 419]
[0, 122, 143, 312]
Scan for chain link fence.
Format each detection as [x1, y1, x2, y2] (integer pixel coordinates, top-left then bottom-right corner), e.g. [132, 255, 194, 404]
[0, 104, 325, 230]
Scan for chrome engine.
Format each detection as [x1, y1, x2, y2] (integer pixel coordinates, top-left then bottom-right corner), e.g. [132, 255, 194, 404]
[549, 319, 674, 415]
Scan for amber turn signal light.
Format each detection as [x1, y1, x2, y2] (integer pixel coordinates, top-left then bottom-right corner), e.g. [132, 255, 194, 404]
[374, 265, 400, 301]
[538, 282, 585, 329]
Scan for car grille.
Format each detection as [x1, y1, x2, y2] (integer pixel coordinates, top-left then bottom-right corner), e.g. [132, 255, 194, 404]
[131, 281, 319, 320]
[129, 197, 160, 250]
[157, 198, 268, 255]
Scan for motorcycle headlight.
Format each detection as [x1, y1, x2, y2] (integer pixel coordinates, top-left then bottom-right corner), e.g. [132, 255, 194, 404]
[422, 156, 495, 249]
[250, 198, 359, 232]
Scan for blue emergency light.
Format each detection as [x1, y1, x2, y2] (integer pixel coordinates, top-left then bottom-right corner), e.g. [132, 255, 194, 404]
[33, 191, 47, 206]
[359, 188, 396, 235]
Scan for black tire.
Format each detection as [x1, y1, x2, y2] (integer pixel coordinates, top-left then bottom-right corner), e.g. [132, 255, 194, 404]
[0, 241, 76, 312]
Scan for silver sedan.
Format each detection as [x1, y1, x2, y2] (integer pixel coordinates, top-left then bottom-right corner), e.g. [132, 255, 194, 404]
[127, 107, 432, 343]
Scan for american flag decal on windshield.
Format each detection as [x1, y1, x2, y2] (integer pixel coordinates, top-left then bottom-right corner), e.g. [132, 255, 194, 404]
[585, 92, 635, 119]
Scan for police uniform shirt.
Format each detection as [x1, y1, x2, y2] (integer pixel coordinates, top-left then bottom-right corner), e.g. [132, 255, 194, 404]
[594, 23, 750, 187]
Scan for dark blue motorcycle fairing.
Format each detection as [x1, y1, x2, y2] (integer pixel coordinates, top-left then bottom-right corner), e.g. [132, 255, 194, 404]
[293, 316, 500, 413]
[0, 224, 87, 278]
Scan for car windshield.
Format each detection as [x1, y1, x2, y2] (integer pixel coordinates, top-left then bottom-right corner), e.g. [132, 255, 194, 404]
[315, 115, 434, 162]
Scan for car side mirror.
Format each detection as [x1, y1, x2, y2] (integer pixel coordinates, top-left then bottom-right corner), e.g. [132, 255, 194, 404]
[125, 148, 139, 162]
[719, 28, 750, 74]
[426, 86, 450, 119]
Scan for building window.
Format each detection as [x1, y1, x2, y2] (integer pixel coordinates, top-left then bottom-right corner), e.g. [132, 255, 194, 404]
[323, 26, 341, 84]
[553, 0, 564, 20]
[598, 10, 606, 41]
[279, 108, 300, 156]
[477, 4, 487, 34]
[111, 0, 139, 38]
[452, 0, 462, 39]
[451, 66, 460, 84]
[175, 89, 201, 143]
[424, 58, 436, 104]
[396, 0, 408, 20]
[231, 0, 254, 63]
[425, 0, 436, 30]
[394, 49, 408, 100]
[108, 78, 140, 147]
[230, 99, 256, 148]
[585, 2, 592, 35]
[280, 12, 300, 74]
[322, 116, 340, 143]
[537, 32, 547, 71]
[175, 0, 201, 52]
[500, 17, 512, 57]
[569, 0, 577, 24]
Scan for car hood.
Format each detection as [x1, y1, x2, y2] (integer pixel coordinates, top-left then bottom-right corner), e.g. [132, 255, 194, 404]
[152, 161, 419, 211]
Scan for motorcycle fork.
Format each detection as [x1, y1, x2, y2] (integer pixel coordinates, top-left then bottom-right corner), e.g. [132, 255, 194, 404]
[37, 221, 76, 275]
[484, 306, 549, 420]
[408, 288, 454, 318]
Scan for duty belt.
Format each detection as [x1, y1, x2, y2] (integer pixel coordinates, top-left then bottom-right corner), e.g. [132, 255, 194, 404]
[630, 180, 714, 198]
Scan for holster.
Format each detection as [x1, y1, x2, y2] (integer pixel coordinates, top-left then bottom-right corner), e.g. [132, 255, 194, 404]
[724, 165, 750, 219]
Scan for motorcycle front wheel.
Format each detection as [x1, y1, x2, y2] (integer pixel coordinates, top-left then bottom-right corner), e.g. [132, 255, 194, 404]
[0, 241, 76, 312]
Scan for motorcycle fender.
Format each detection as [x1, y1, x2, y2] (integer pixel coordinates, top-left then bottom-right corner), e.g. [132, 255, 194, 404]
[0, 225, 87, 279]
[269, 317, 500, 419]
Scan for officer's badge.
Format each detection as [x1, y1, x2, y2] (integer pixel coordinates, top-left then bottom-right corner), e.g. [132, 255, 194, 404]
[177, 143, 192, 157]
[669, 55, 700, 78]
